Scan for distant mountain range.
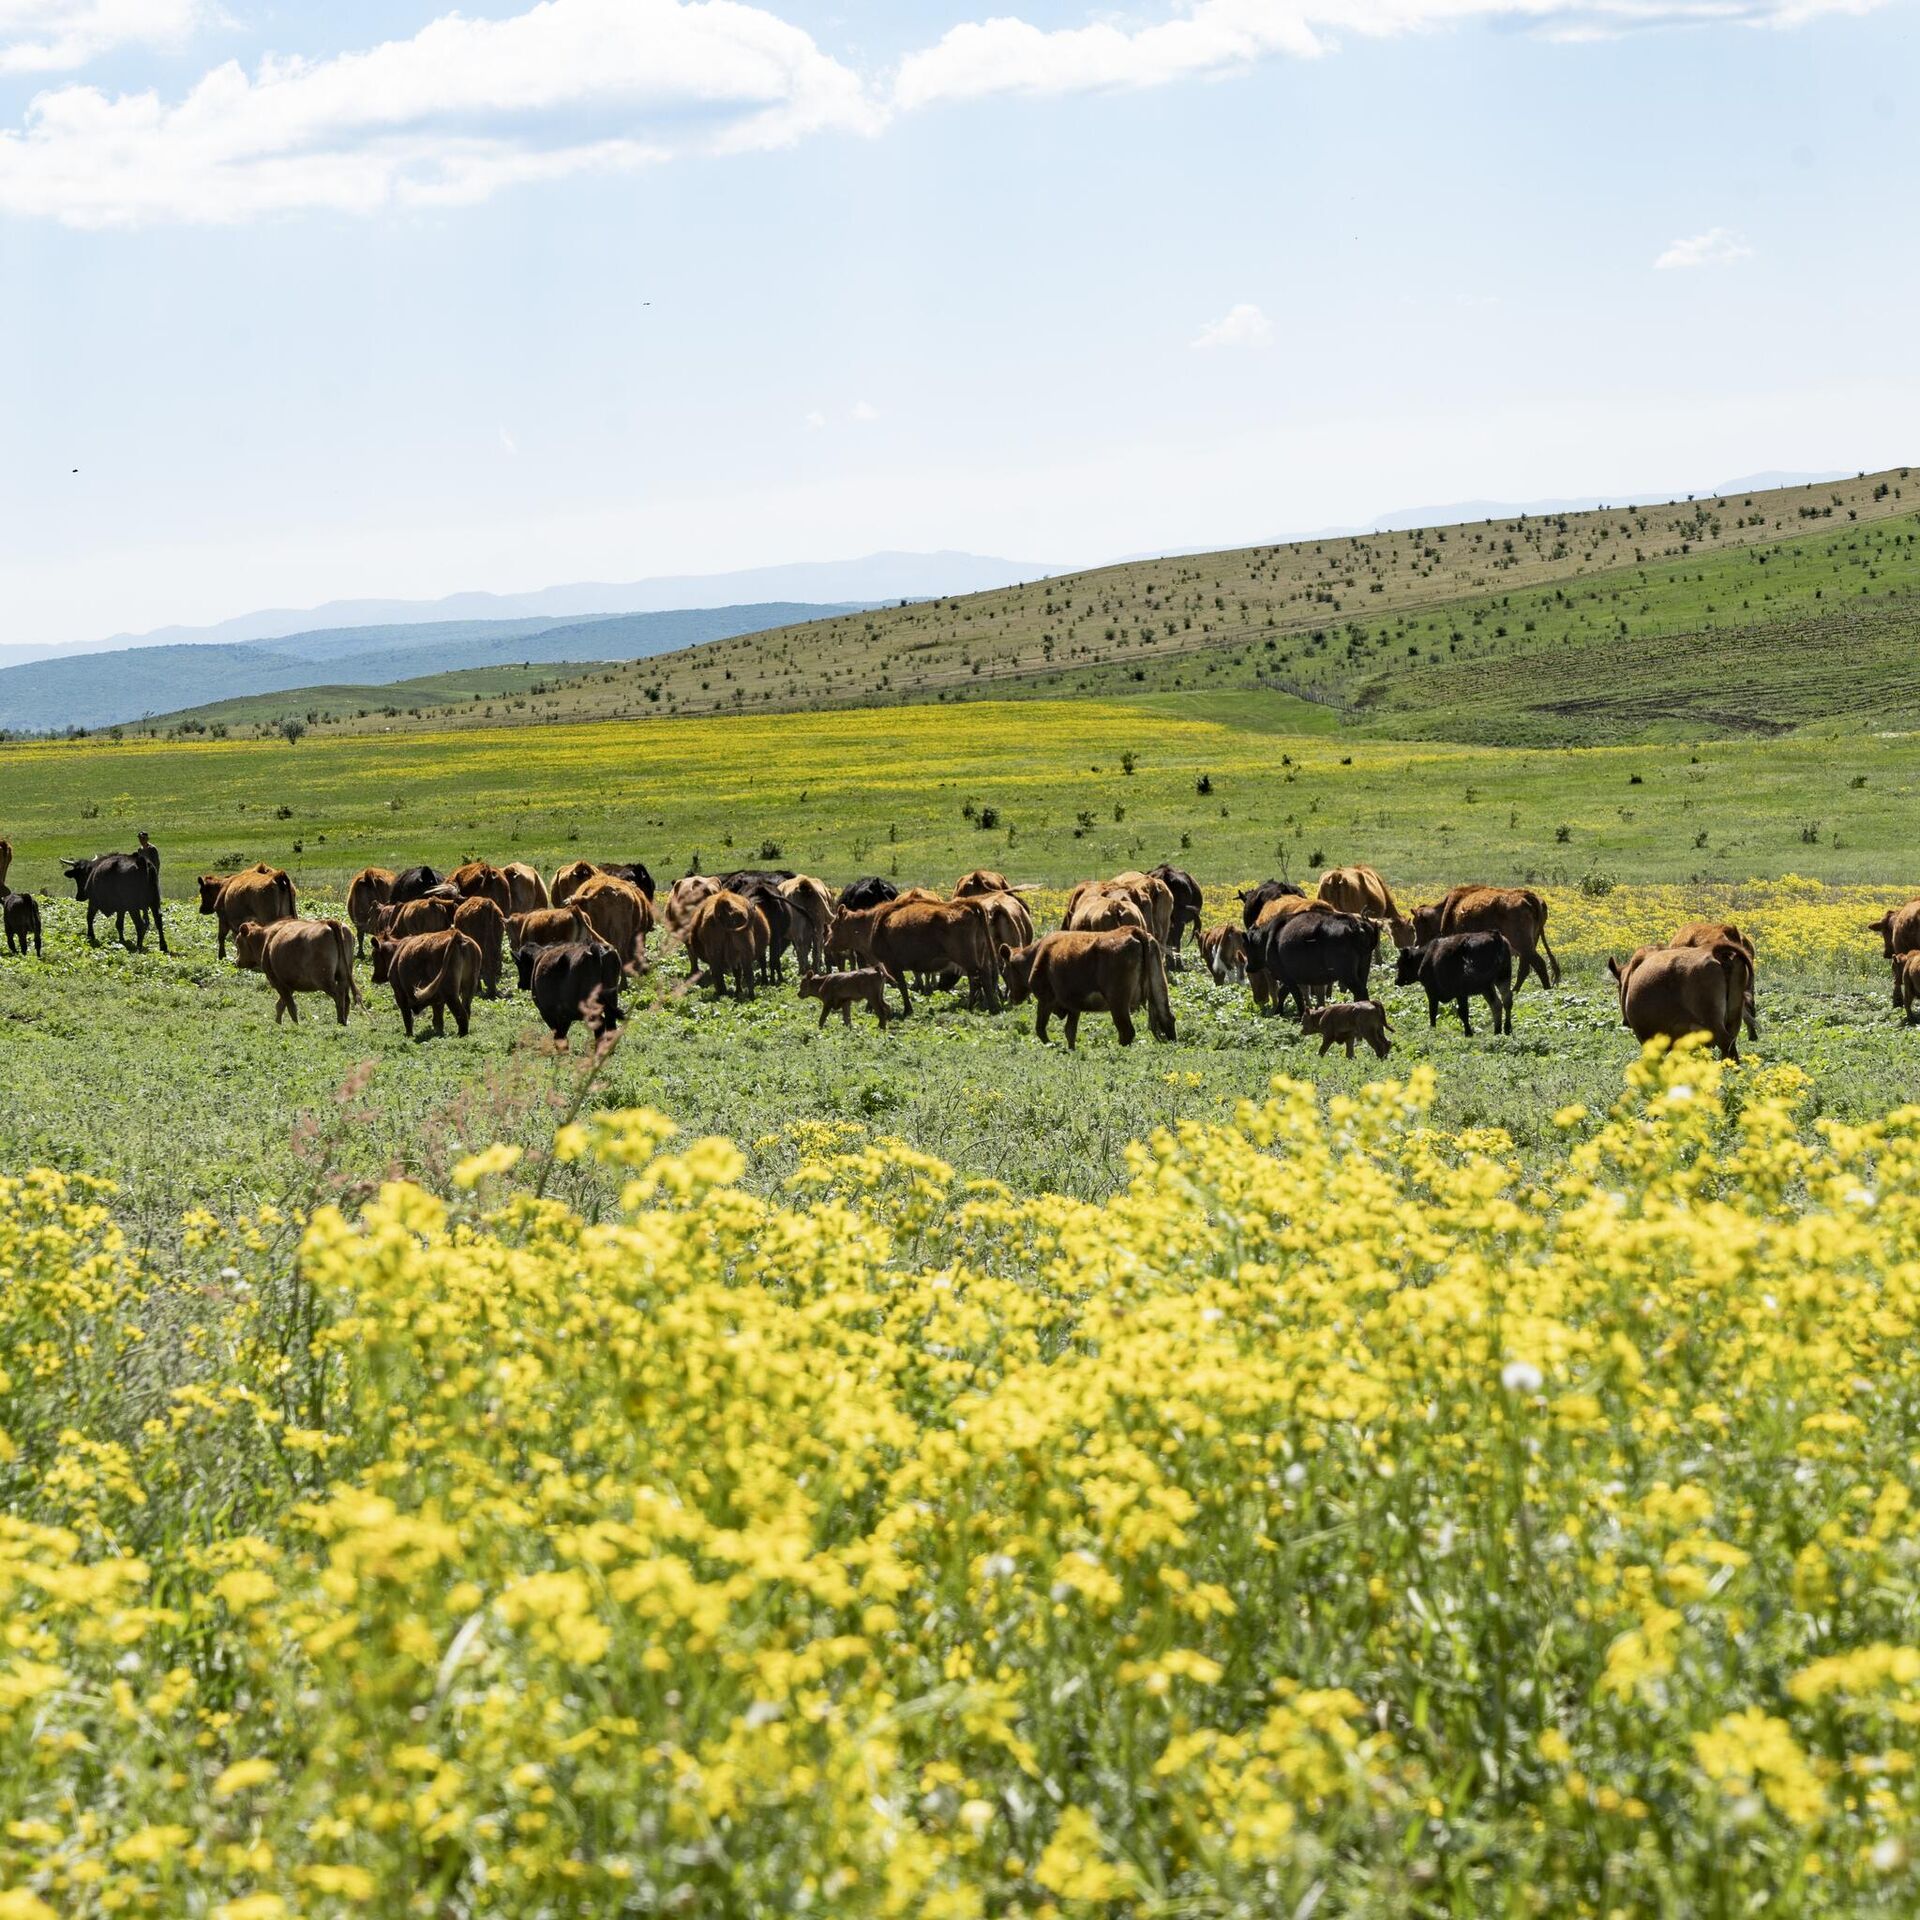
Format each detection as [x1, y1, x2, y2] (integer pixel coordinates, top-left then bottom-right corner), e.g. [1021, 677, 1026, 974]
[0, 603, 873, 735]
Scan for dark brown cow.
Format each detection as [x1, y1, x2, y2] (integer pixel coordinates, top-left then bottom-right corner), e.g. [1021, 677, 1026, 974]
[449, 860, 511, 914]
[827, 899, 1000, 1015]
[798, 969, 894, 1029]
[1608, 942, 1750, 1061]
[199, 865, 297, 961]
[571, 872, 651, 970]
[371, 929, 483, 1039]
[1669, 922, 1758, 1039]
[1868, 899, 1920, 959]
[0, 838, 10, 892]
[452, 896, 506, 998]
[370, 896, 456, 941]
[1413, 886, 1559, 991]
[346, 867, 396, 956]
[3, 891, 41, 957]
[687, 889, 768, 1001]
[517, 940, 623, 1046]
[999, 928, 1174, 1048]
[1238, 878, 1306, 928]
[1149, 864, 1204, 961]
[234, 917, 358, 1025]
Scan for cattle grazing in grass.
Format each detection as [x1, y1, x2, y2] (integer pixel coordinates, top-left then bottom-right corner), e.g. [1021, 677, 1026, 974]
[779, 875, 834, 975]
[1868, 899, 1920, 960]
[2, 891, 41, 957]
[687, 889, 769, 1001]
[719, 872, 794, 982]
[1395, 932, 1515, 1036]
[1316, 865, 1415, 949]
[1252, 908, 1378, 1017]
[570, 872, 652, 971]
[799, 968, 894, 1029]
[954, 869, 1025, 899]
[63, 840, 165, 950]
[346, 868, 397, 955]
[501, 862, 549, 916]
[1668, 922, 1758, 1038]
[1063, 882, 1148, 937]
[967, 891, 1035, 982]
[452, 896, 507, 998]
[1413, 886, 1558, 991]
[518, 939, 623, 1046]
[449, 861, 511, 914]
[371, 929, 482, 1039]
[198, 865, 296, 960]
[506, 905, 601, 956]
[1302, 999, 1394, 1058]
[661, 875, 721, 957]
[1609, 941, 1751, 1061]
[389, 865, 441, 906]
[1199, 924, 1248, 985]
[370, 896, 456, 941]
[1238, 878, 1306, 928]
[837, 875, 900, 914]
[1149, 864, 1204, 961]
[999, 928, 1175, 1048]
[234, 918, 359, 1025]
[1245, 895, 1337, 1007]
[827, 899, 1000, 1015]
[550, 859, 597, 906]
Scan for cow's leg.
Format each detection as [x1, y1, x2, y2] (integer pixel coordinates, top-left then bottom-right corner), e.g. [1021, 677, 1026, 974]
[397, 997, 415, 1038]
[1426, 992, 1440, 1028]
[85, 906, 99, 947]
[1064, 1010, 1080, 1050]
[1457, 996, 1474, 1037]
[1343, 1038, 1356, 1059]
[817, 1002, 830, 1028]
[1112, 1007, 1136, 1046]
[154, 906, 167, 954]
[218, 925, 228, 962]
[1319, 1033, 1334, 1055]
[334, 983, 349, 1025]
[1034, 1003, 1050, 1042]
[455, 994, 471, 1037]
[840, 1002, 853, 1028]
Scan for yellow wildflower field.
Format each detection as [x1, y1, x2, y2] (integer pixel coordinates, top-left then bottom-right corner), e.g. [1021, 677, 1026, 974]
[8, 1043, 1920, 1914]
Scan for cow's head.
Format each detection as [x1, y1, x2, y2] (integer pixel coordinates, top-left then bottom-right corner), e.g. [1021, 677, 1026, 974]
[232, 921, 271, 972]
[797, 972, 826, 1001]
[196, 874, 226, 913]
[1869, 912, 1899, 958]
[824, 909, 866, 962]
[514, 943, 540, 992]
[1411, 902, 1445, 945]
[370, 936, 400, 985]
[1386, 910, 1418, 951]
[1394, 944, 1427, 988]
[61, 857, 94, 898]
[999, 942, 1038, 1005]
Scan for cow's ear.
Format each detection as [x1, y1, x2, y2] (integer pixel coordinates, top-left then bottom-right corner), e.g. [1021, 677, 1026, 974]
[1606, 956, 1622, 979]
[997, 943, 1011, 966]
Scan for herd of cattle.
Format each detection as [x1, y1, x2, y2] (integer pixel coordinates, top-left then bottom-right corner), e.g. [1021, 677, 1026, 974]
[16, 833, 1919, 1058]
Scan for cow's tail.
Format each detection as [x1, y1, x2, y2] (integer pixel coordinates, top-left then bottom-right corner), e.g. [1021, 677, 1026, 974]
[277, 871, 296, 919]
[422, 933, 470, 1006]
[1713, 943, 1752, 1047]
[1143, 933, 1176, 1042]
[1536, 910, 1561, 987]
[333, 920, 362, 1004]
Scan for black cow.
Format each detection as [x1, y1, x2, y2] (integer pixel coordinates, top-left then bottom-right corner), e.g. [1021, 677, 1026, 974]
[516, 940, 623, 1045]
[390, 865, 442, 905]
[1238, 878, 1306, 928]
[1251, 908, 1377, 1016]
[3, 891, 41, 957]
[1395, 931, 1515, 1036]
[1150, 864, 1204, 961]
[61, 839, 165, 950]
[602, 862, 657, 901]
[839, 876, 900, 914]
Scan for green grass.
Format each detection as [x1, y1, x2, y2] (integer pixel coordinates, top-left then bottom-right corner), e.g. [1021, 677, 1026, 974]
[141, 662, 600, 735]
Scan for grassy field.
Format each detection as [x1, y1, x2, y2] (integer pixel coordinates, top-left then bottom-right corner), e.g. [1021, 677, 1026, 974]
[120, 469, 1920, 742]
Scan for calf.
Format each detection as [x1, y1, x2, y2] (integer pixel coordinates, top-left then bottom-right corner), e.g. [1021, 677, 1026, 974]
[2, 891, 41, 957]
[1301, 999, 1393, 1058]
[798, 968, 894, 1030]
[1395, 931, 1514, 1036]
[371, 929, 482, 1039]
[1199, 924, 1248, 985]
[518, 940, 623, 1046]
[1895, 952, 1920, 1024]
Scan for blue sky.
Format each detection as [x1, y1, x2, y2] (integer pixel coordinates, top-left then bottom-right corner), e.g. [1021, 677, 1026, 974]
[0, 0, 1914, 644]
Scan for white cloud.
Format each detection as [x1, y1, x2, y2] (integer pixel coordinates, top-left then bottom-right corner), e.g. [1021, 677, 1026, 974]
[0, 0, 882, 226]
[1191, 301, 1272, 349]
[0, 0, 208, 74]
[1654, 226, 1755, 270]
[499, 427, 519, 455]
[803, 409, 827, 429]
[851, 399, 879, 422]
[895, 0, 1892, 109]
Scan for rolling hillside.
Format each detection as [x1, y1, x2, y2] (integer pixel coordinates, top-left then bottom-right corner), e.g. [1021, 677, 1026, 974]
[129, 468, 1920, 747]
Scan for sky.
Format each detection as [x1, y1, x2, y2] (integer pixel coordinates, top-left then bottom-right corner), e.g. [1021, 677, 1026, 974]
[0, 0, 1914, 646]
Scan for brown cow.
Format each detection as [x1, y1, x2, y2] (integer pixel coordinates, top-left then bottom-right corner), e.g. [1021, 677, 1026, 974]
[1247, 895, 1335, 1007]
[1414, 886, 1559, 991]
[1301, 999, 1394, 1059]
[234, 917, 359, 1025]
[1608, 943, 1750, 1061]
[371, 929, 483, 1039]
[1868, 899, 1920, 960]
[798, 968, 893, 1029]
[370, 896, 456, 941]
[999, 928, 1174, 1048]
[551, 859, 598, 906]
[687, 889, 768, 1001]
[1199, 924, 1249, 985]
[779, 875, 835, 975]
[662, 875, 722, 961]
[571, 872, 651, 970]
[1110, 871, 1176, 948]
[199, 865, 297, 961]
[1893, 953, 1920, 1024]
[346, 867, 396, 956]
[506, 905, 600, 954]
[449, 860, 511, 913]
[502, 862, 549, 916]
[1317, 866, 1415, 948]
[453, 895, 507, 998]
[827, 899, 1000, 1015]
[1669, 922, 1758, 1039]
[954, 869, 1024, 898]
[1064, 883, 1148, 937]
[968, 890, 1035, 976]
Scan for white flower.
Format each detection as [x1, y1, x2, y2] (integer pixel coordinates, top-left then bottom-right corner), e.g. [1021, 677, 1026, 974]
[1501, 1360, 1544, 1394]
[1284, 1462, 1307, 1487]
